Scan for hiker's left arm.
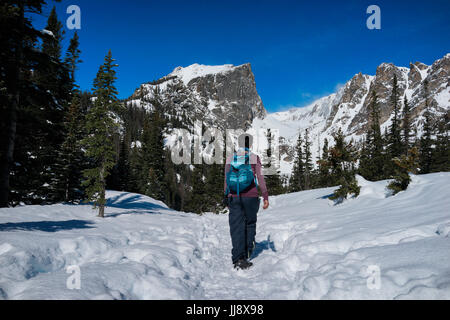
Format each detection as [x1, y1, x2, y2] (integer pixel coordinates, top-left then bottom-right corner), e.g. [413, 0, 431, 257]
[256, 156, 269, 204]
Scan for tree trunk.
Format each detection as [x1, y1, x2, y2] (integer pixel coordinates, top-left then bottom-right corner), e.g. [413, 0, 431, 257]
[0, 102, 17, 208]
[0, 3, 23, 207]
[98, 203, 105, 218]
[98, 163, 105, 217]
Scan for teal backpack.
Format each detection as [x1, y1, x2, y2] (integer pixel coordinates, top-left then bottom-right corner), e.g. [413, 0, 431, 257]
[225, 148, 258, 196]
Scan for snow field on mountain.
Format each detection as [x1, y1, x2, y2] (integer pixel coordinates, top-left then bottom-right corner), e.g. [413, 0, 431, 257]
[0, 173, 449, 299]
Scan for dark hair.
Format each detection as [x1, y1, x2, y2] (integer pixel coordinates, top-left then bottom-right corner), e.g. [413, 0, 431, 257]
[238, 133, 253, 149]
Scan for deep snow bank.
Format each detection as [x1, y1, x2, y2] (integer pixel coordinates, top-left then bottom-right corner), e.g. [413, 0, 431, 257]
[0, 173, 449, 299]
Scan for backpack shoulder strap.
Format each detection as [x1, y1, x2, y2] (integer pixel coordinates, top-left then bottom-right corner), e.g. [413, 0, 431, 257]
[249, 153, 259, 188]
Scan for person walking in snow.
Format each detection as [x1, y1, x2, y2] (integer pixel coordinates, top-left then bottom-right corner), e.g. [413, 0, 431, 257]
[223, 134, 269, 270]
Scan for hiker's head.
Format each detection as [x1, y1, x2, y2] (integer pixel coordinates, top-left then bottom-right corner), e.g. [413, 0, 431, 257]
[238, 133, 253, 151]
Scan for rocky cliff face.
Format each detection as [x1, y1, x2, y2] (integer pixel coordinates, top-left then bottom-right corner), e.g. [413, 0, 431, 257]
[251, 53, 449, 174]
[128, 63, 266, 131]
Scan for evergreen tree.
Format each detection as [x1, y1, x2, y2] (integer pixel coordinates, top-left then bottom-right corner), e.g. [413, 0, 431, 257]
[116, 133, 130, 191]
[51, 93, 86, 202]
[188, 165, 206, 214]
[359, 90, 385, 181]
[163, 149, 181, 210]
[387, 147, 419, 195]
[303, 128, 313, 190]
[128, 144, 142, 193]
[328, 129, 360, 202]
[140, 108, 166, 201]
[317, 138, 331, 187]
[419, 79, 434, 174]
[431, 111, 450, 172]
[139, 114, 152, 193]
[205, 163, 225, 213]
[41, 6, 64, 59]
[289, 132, 304, 192]
[81, 50, 122, 217]
[51, 29, 85, 202]
[264, 129, 284, 195]
[35, 5, 71, 201]
[386, 74, 403, 176]
[64, 31, 82, 91]
[0, 1, 70, 206]
[402, 96, 412, 155]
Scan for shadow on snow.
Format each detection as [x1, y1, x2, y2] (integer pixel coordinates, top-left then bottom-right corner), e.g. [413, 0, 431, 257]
[104, 193, 170, 217]
[0, 219, 95, 232]
[250, 235, 276, 260]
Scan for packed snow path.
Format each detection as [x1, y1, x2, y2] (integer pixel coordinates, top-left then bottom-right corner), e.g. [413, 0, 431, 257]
[1, 173, 449, 299]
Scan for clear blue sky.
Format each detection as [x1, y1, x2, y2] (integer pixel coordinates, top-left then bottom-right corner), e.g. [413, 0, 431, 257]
[32, 0, 450, 112]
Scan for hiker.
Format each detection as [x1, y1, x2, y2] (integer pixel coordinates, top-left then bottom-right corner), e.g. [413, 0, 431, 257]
[223, 134, 269, 270]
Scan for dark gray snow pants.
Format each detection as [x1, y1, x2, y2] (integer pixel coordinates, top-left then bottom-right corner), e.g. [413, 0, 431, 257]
[228, 196, 260, 263]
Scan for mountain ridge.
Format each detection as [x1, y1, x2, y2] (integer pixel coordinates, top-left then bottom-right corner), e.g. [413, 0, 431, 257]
[126, 54, 449, 174]
[252, 53, 449, 173]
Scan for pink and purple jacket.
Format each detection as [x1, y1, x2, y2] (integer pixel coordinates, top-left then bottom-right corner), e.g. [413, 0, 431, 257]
[223, 152, 269, 201]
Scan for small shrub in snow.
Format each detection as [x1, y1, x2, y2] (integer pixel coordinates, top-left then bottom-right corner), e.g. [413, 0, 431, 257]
[327, 128, 360, 203]
[387, 147, 419, 195]
[329, 174, 361, 203]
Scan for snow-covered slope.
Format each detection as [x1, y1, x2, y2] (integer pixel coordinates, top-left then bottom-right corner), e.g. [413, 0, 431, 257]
[1, 172, 449, 300]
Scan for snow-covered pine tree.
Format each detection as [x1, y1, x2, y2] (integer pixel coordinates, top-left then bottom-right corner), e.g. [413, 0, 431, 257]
[81, 50, 122, 217]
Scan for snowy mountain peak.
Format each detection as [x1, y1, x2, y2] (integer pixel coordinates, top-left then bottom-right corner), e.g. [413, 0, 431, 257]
[412, 61, 429, 71]
[128, 62, 266, 130]
[168, 63, 240, 85]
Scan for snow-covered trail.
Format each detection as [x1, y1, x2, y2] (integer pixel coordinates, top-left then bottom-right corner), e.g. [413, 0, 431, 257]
[1, 173, 449, 300]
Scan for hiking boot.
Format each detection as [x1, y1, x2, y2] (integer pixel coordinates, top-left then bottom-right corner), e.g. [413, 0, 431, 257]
[233, 258, 253, 270]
